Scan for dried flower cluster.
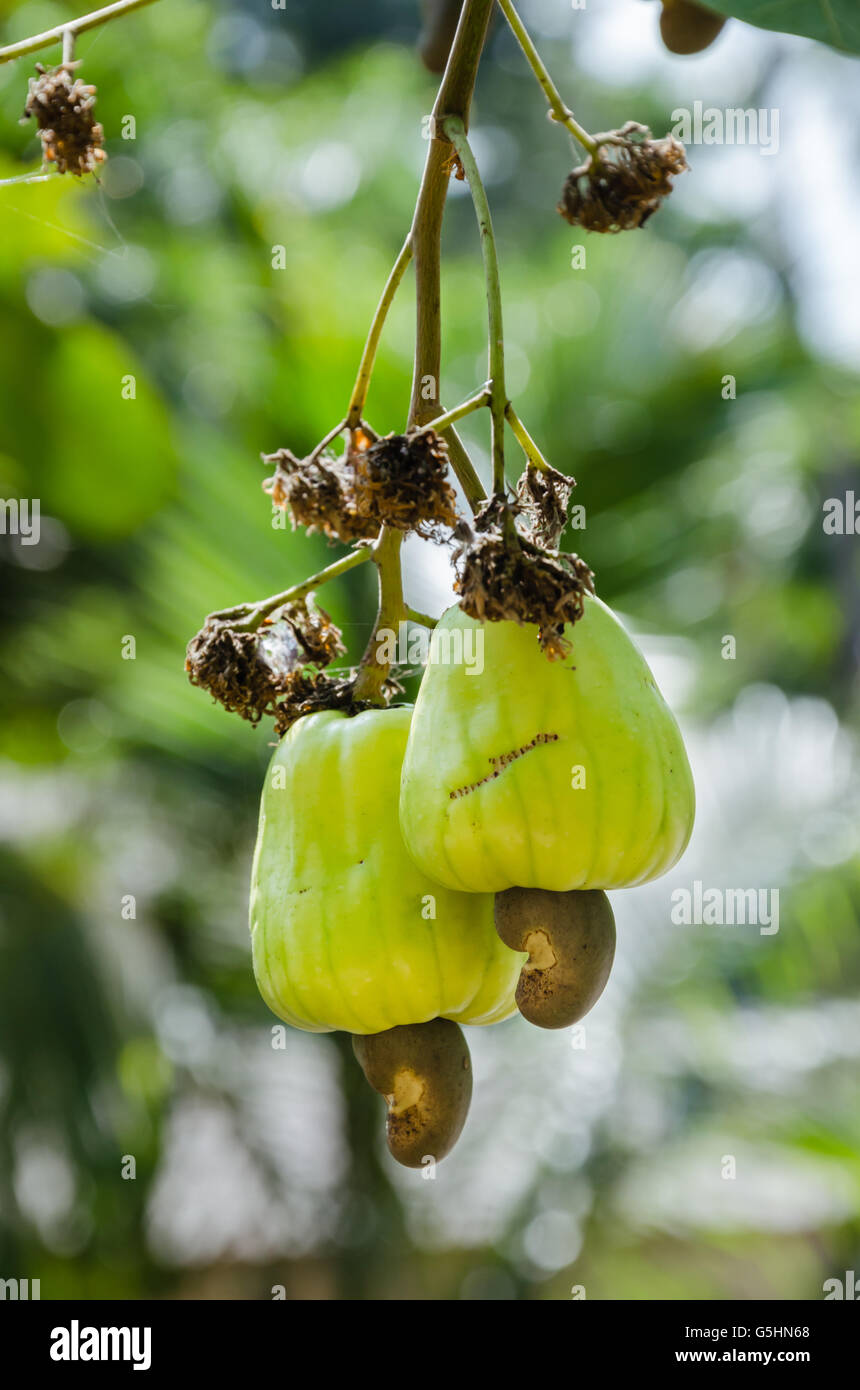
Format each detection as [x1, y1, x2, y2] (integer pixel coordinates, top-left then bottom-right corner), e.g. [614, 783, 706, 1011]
[263, 428, 458, 544]
[278, 599, 345, 667]
[453, 495, 594, 660]
[262, 448, 370, 544]
[558, 123, 687, 233]
[354, 429, 459, 537]
[22, 63, 105, 176]
[185, 598, 367, 735]
[515, 463, 578, 549]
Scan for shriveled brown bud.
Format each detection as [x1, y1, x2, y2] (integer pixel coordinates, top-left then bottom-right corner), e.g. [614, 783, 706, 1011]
[185, 619, 287, 727]
[353, 1018, 472, 1168]
[22, 63, 105, 176]
[279, 596, 345, 668]
[558, 122, 687, 233]
[184, 599, 384, 735]
[262, 447, 371, 544]
[263, 427, 458, 543]
[515, 463, 577, 549]
[352, 429, 459, 539]
[660, 0, 727, 55]
[453, 496, 594, 659]
[495, 888, 616, 1029]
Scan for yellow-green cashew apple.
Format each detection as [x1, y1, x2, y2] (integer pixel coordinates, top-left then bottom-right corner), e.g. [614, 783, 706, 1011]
[250, 707, 523, 1035]
[399, 595, 695, 893]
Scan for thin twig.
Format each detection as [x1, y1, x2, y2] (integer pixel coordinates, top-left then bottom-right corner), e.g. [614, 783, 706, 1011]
[497, 0, 597, 155]
[407, 147, 449, 433]
[442, 116, 507, 496]
[412, 386, 491, 436]
[0, 171, 56, 187]
[0, 0, 160, 64]
[406, 607, 439, 629]
[346, 236, 414, 429]
[210, 547, 372, 632]
[352, 527, 405, 703]
[505, 401, 551, 473]
[307, 417, 348, 464]
[354, 0, 494, 697]
[441, 426, 485, 509]
[408, 0, 494, 438]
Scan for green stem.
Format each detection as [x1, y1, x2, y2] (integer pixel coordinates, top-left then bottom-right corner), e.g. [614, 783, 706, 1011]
[505, 401, 551, 472]
[441, 426, 485, 510]
[432, 0, 494, 125]
[0, 0, 160, 63]
[408, 0, 494, 501]
[353, 0, 495, 700]
[442, 116, 507, 496]
[406, 606, 438, 629]
[346, 236, 413, 429]
[496, 0, 598, 156]
[352, 528, 405, 703]
[413, 386, 490, 436]
[211, 547, 372, 632]
[407, 145, 448, 432]
[307, 417, 348, 463]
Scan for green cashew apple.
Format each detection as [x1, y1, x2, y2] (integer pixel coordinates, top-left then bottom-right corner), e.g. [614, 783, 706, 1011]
[399, 595, 695, 893]
[249, 707, 524, 1035]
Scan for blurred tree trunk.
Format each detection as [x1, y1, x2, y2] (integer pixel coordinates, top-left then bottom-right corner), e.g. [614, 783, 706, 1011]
[331, 1033, 412, 1299]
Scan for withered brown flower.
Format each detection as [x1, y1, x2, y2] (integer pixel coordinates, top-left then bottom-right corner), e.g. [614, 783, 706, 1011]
[514, 463, 577, 549]
[558, 123, 687, 233]
[279, 596, 345, 668]
[453, 497, 595, 660]
[185, 620, 287, 728]
[264, 427, 459, 545]
[352, 428, 459, 539]
[22, 63, 105, 176]
[186, 598, 399, 735]
[262, 447, 372, 544]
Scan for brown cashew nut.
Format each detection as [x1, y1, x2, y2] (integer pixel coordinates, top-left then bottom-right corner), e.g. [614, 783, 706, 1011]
[659, 0, 727, 55]
[495, 887, 616, 1029]
[352, 1018, 472, 1167]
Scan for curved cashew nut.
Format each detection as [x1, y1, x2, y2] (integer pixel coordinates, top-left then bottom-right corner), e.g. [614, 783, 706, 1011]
[352, 1017, 472, 1167]
[495, 887, 616, 1029]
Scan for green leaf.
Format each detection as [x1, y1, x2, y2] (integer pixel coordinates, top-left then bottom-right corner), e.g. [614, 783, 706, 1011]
[705, 1, 860, 53]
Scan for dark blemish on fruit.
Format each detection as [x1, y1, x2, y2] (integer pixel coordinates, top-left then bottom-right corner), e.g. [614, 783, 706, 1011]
[449, 732, 560, 800]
